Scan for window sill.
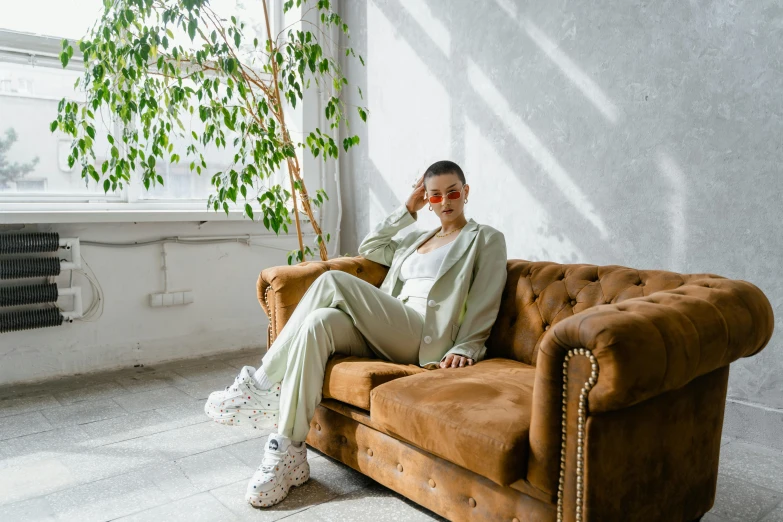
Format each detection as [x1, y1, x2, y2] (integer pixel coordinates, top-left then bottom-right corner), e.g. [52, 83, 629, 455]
[0, 205, 252, 224]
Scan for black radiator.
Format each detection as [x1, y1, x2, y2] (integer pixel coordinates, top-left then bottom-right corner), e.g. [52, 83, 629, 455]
[0, 258, 61, 280]
[0, 308, 64, 333]
[0, 283, 59, 307]
[0, 232, 60, 254]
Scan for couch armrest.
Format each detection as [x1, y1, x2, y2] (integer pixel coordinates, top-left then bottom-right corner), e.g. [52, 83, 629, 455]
[257, 255, 390, 347]
[526, 276, 774, 500]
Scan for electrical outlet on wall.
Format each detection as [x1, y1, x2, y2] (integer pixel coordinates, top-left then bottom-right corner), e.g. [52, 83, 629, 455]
[149, 291, 194, 307]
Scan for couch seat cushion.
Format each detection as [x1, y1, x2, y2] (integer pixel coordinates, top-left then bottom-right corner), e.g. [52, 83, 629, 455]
[322, 355, 426, 410]
[370, 358, 535, 486]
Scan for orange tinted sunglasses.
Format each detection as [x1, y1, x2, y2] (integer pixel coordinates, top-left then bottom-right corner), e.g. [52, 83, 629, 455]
[427, 186, 464, 204]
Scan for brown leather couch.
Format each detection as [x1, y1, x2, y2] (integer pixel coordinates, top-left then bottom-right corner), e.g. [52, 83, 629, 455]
[257, 257, 774, 522]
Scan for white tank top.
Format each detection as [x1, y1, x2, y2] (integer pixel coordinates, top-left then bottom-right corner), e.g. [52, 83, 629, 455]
[398, 240, 455, 301]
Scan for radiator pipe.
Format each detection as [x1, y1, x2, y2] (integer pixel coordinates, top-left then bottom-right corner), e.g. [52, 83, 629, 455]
[0, 308, 64, 333]
[0, 283, 58, 307]
[0, 232, 59, 254]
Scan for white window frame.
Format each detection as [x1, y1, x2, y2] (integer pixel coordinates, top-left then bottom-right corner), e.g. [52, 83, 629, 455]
[0, 0, 298, 224]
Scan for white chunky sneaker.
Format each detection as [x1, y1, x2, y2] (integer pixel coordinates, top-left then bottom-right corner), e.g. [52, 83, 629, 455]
[204, 366, 281, 429]
[246, 434, 310, 508]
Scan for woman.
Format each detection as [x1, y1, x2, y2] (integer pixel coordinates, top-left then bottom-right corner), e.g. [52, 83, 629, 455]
[204, 160, 508, 508]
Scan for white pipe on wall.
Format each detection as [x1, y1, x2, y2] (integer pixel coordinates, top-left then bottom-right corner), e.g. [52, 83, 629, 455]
[58, 286, 83, 321]
[59, 237, 81, 271]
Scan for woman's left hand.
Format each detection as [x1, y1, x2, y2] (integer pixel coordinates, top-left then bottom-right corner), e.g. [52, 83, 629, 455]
[439, 354, 474, 368]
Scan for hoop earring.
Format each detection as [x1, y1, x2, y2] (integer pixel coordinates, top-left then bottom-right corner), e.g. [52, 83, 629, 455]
[464, 199, 468, 204]
[428, 204, 433, 211]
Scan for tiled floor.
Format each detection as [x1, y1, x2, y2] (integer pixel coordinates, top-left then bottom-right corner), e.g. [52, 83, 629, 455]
[0, 349, 781, 522]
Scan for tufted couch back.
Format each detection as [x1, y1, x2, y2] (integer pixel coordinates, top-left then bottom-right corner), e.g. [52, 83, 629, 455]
[486, 260, 726, 366]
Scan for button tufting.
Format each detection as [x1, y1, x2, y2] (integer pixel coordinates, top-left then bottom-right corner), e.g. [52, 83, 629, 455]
[367, 448, 374, 457]
[428, 479, 436, 488]
[513, 518, 520, 522]
[544, 324, 550, 330]
[397, 463, 404, 472]
[469, 497, 477, 508]
[341, 435, 348, 444]
[316, 423, 321, 431]
[570, 300, 577, 306]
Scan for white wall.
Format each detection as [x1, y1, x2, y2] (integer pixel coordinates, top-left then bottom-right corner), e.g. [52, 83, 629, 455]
[0, 219, 315, 386]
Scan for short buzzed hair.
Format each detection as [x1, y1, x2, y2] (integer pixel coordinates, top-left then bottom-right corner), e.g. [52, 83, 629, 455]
[423, 160, 466, 189]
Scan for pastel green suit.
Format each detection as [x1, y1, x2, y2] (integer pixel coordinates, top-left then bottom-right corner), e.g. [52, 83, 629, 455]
[358, 202, 508, 366]
[260, 202, 507, 441]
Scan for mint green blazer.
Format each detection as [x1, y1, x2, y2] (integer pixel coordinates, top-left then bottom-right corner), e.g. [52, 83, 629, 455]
[358, 203, 507, 367]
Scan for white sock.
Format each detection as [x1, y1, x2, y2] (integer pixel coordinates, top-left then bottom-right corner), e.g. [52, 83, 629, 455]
[252, 366, 274, 390]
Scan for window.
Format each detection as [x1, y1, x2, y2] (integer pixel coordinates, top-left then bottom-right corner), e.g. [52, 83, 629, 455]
[0, 0, 296, 221]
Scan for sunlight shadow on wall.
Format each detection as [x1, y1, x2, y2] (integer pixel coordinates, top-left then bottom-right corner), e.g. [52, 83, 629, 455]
[397, 0, 451, 58]
[367, 0, 451, 203]
[492, 0, 620, 124]
[466, 58, 610, 242]
[656, 151, 688, 272]
[465, 115, 583, 263]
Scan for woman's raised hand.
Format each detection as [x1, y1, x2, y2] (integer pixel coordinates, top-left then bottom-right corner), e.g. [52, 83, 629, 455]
[406, 173, 428, 215]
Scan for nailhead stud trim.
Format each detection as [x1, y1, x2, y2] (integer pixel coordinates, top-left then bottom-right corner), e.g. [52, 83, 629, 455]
[556, 348, 599, 522]
[264, 285, 275, 343]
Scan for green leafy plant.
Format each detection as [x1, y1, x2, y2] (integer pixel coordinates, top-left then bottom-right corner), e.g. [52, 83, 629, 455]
[51, 0, 367, 264]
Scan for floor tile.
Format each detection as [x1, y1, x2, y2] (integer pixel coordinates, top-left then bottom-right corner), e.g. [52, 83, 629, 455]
[113, 386, 194, 414]
[0, 393, 62, 419]
[222, 354, 262, 371]
[0, 496, 56, 521]
[761, 501, 783, 522]
[40, 398, 127, 427]
[719, 441, 783, 493]
[285, 481, 446, 521]
[0, 457, 74, 505]
[173, 448, 254, 492]
[52, 381, 128, 405]
[710, 473, 782, 522]
[114, 492, 238, 521]
[43, 469, 170, 522]
[155, 397, 212, 425]
[119, 420, 267, 460]
[129, 461, 202, 501]
[172, 362, 239, 383]
[80, 410, 184, 446]
[116, 370, 191, 393]
[0, 425, 88, 468]
[175, 376, 233, 400]
[0, 411, 53, 441]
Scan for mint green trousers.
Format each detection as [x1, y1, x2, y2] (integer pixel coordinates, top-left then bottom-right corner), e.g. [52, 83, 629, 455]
[260, 270, 427, 441]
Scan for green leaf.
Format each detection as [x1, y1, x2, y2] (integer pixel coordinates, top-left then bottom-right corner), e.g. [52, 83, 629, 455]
[49, 120, 58, 132]
[103, 179, 110, 192]
[187, 19, 197, 40]
[245, 203, 254, 220]
[60, 51, 70, 68]
[358, 107, 367, 122]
